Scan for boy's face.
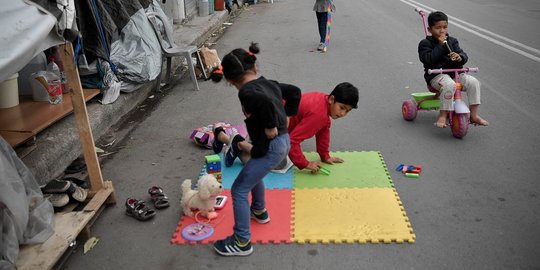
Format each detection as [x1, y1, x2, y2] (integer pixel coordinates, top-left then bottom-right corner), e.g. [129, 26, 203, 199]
[428, 20, 448, 41]
[328, 96, 353, 120]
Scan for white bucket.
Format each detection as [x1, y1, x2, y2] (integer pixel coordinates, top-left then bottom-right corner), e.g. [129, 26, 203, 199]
[0, 73, 19, 108]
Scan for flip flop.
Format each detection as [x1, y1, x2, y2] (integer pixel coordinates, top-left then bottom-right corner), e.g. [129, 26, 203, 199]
[125, 198, 156, 221]
[148, 186, 170, 209]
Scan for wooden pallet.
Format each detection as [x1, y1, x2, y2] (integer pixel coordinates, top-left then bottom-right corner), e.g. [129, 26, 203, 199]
[14, 43, 116, 270]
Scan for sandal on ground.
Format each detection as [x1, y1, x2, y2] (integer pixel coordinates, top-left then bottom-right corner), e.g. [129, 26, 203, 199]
[148, 186, 170, 209]
[125, 198, 156, 221]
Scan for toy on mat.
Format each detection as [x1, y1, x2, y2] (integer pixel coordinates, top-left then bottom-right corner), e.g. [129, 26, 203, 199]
[181, 174, 223, 218]
[205, 154, 222, 182]
[319, 167, 331, 175]
[214, 195, 227, 210]
[396, 164, 422, 178]
[182, 223, 214, 241]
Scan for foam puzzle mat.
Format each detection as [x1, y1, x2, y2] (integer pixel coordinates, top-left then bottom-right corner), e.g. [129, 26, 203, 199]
[172, 151, 415, 245]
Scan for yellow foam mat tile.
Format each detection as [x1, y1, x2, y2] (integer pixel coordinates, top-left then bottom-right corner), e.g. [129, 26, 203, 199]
[292, 188, 415, 244]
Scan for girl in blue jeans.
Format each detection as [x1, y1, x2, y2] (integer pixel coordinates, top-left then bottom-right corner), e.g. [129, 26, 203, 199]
[210, 42, 301, 256]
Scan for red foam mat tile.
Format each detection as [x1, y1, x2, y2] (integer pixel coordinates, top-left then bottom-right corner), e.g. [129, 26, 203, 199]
[171, 189, 292, 245]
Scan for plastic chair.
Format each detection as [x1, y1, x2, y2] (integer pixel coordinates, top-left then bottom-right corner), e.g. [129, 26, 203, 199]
[146, 12, 206, 90]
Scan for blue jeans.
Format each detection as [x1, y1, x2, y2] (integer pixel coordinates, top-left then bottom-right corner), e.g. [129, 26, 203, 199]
[231, 133, 290, 241]
[316, 12, 328, 43]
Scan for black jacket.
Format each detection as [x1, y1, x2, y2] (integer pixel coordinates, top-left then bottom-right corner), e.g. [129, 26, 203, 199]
[238, 77, 301, 158]
[418, 35, 468, 84]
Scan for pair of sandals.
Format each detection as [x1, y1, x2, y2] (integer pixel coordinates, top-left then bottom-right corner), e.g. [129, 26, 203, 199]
[125, 186, 169, 221]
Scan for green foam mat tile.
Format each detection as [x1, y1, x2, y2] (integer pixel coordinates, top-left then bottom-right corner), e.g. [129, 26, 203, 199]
[293, 151, 394, 189]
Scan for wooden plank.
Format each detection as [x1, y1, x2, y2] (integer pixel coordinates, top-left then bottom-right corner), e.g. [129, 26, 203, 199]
[0, 90, 99, 133]
[16, 211, 94, 270]
[58, 43, 104, 193]
[83, 181, 114, 212]
[0, 130, 33, 147]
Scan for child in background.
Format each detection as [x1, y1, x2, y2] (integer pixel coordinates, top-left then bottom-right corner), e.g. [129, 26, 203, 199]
[418, 11, 489, 128]
[314, 0, 335, 51]
[210, 42, 301, 256]
[288, 83, 358, 173]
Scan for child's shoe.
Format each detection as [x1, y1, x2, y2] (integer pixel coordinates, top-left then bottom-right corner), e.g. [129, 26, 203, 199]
[250, 208, 270, 224]
[213, 235, 253, 256]
[224, 132, 244, 167]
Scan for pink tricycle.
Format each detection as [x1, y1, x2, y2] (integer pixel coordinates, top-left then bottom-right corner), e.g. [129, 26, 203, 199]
[402, 67, 478, 138]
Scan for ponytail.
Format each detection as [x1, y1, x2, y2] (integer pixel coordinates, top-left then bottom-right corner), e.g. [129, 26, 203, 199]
[211, 42, 260, 83]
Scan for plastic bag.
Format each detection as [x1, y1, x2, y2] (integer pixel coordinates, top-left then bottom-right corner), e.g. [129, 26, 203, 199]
[0, 137, 54, 267]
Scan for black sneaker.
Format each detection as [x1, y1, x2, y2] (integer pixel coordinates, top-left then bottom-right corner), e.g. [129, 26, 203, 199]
[41, 179, 71, 193]
[213, 235, 253, 256]
[224, 132, 244, 167]
[250, 208, 270, 224]
[212, 125, 225, 154]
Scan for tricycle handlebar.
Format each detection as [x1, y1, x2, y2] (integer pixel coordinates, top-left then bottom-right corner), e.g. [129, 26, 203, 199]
[428, 67, 479, 75]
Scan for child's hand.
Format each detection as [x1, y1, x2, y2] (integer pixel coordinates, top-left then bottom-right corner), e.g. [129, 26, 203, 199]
[265, 127, 278, 139]
[306, 161, 322, 174]
[324, 156, 344, 164]
[448, 52, 462, 62]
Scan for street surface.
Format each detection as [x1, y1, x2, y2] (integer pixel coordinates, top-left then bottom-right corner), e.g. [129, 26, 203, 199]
[66, 1, 540, 269]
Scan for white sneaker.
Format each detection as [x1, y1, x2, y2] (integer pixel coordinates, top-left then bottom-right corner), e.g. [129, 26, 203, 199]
[317, 43, 326, 51]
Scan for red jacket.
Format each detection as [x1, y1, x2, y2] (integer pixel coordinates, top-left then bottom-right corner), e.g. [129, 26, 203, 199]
[288, 92, 331, 169]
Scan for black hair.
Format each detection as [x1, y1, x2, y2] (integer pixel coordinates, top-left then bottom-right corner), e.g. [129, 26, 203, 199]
[329, 82, 359, 109]
[210, 42, 260, 82]
[428, 11, 448, 27]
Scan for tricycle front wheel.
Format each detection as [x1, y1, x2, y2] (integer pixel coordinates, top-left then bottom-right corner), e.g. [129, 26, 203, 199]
[451, 112, 469, 138]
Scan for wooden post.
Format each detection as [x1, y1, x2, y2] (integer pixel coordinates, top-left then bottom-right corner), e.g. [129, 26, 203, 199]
[57, 43, 104, 193]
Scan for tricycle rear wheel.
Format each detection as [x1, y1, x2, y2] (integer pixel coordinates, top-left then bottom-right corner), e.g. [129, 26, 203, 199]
[402, 100, 417, 121]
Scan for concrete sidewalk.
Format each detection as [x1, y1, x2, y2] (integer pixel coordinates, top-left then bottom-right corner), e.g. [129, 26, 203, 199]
[21, 10, 229, 186]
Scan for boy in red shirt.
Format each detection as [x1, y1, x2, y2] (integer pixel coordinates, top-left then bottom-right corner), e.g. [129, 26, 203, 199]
[288, 82, 358, 173]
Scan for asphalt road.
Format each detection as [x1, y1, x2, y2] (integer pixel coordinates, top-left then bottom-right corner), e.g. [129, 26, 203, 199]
[66, 1, 540, 269]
